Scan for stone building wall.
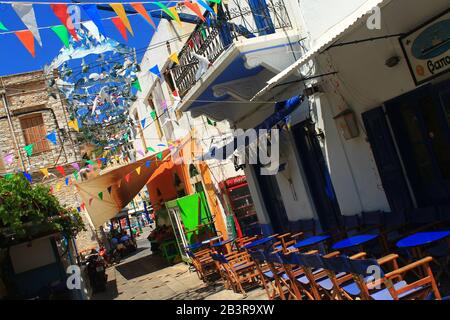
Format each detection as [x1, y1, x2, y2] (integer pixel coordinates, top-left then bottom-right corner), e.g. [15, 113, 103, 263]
[0, 70, 98, 252]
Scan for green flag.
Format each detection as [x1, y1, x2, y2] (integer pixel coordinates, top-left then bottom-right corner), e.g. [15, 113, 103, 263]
[51, 25, 70, 48]
[24, 144, 33, 157]
[0, 21, 8, 31]
[73, 171, 79, 180]
[98, 192, 103, 200]
[147, 146, 155, 152]
[132, 79, 142, 92]
[156, 152, 163, 160]
[123, 133, 129, 141]
[150, 110, 157, 120]
[207, 118, 216, 126]
[85, 159, 95, 165]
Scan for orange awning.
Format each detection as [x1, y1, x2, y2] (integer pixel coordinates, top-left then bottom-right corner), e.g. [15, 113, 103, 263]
[76, 150, 170, 228]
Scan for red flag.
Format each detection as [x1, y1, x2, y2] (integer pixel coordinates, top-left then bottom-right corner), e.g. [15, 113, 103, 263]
[111, 16, 128, 41]
[130, 3, 156, 29]
[56, 165, 65, 176]
[80, 202, 86, 211]
[15, 30, 35, 57]
[173, 89, 179, 97]
[50, 4, 79, 41]
[125, 173, 131, 183]
[184, 1, 206, 21]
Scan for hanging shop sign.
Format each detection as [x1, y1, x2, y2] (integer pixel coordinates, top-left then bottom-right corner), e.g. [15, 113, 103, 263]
[400, 9, 450, 85]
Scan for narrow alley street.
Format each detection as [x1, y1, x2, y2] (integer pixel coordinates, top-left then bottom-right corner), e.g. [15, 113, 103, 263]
[92, 227, 267, 300]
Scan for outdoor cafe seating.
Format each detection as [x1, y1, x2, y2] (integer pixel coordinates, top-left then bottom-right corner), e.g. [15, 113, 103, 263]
[183, 210, 450, 300]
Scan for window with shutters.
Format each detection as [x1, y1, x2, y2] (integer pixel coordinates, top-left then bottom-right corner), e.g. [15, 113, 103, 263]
[20, 113, 50, 154]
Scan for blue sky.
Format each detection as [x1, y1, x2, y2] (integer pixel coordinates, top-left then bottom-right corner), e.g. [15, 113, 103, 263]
[0, 1, 178, 76]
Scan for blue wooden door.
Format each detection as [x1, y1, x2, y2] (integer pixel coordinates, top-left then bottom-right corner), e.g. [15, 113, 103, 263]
[362, 107, 414, 215]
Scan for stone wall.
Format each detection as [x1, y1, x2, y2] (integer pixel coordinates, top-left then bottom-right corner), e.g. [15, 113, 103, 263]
[0, 70, 98, 252]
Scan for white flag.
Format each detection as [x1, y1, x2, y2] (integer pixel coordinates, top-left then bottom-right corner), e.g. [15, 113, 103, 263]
[12, 4, 42, 46]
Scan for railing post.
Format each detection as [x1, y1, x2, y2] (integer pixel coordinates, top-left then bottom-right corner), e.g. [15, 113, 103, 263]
[217, 4, 233, 49]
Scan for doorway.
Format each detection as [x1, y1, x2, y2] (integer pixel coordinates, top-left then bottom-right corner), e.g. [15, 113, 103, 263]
[385, 81, 450, 208]
[291, 122, 343, 231]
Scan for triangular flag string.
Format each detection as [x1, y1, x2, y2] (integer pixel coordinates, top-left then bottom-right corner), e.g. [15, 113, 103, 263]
[169, 52, 179, 64]
[196, 0, 217, 16]
[110, 3, 134, 36]
[81, 4, 107, 37]
[168, 7, 182, 26]
[46, 131, 57, 145]
[24, 143, 33, 156]
[149, 65, 161, 78]
[0, 21, 8, 31]
[184, 1, 206, 22]
[11, 3, 42, 46]
[50, 4, 79, 41]
[154, 2, 176, 20]
[68, 119, 80, 132]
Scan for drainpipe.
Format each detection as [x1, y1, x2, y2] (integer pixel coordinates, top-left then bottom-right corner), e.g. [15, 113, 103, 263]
[0, 80, 26, 171]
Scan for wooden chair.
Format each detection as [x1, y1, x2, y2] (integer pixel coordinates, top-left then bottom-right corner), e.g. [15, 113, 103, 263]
[211, 252, 260, 296]
[186, 247, 218, 283]
[348, 255, 442, 300]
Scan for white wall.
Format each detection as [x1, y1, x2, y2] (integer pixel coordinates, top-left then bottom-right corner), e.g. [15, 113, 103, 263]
[307, 0, 450, 214]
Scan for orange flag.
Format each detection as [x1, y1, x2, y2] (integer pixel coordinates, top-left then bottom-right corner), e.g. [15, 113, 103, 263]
[15, 30, 35, 57]
[131, 3, 156, 29]
[125, 173, 131, 183]
[110, 3, 134, 36]
[184, 1, 206, 22]
[111, 17, 128, 41]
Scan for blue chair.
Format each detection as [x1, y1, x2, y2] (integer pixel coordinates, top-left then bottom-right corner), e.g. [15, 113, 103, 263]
[347, 256, 442, 300]
[247, 249, 282, 300]
[321, 255, 360, 300]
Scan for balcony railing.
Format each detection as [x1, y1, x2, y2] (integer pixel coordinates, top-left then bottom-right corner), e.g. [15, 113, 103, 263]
[172, 0, 292, 98]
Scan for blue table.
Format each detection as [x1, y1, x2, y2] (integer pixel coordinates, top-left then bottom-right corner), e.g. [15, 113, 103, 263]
[211, 239, 234, 248]
[242, 236, 276, 250]
[331, 234, 378, 250]
[293, 235, 330, 249]
[396, 231, 450, 248]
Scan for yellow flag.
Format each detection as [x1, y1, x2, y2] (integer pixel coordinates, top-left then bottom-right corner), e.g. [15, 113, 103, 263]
[56, 183, 62, 192]
[110, 3, 134, 36]
[168, 7, 182, 26]
[169, 52, 179, 65]
[68, 119, 79, 132]
[40, 168, 49, 177]
[213, 4, 218, 14]
[136, 166, 141, 175]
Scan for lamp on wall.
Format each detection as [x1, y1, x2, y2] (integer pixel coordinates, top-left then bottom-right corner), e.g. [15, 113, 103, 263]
[333, 109, 360, 140]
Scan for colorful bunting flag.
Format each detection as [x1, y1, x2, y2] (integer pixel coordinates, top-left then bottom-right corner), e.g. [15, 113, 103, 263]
[149, 65, 161, 78]
[0, 21, 8, 31]
[145, 160, 151, 167]
[73, 171, 79, 180]
[15, 30, 35, 57]
[56, 166, 65, 176]
[24, 144, 33, 156]
[168, 7, 182, 26]
[11, 4, 42, 46]
[156, 152, 163, 160]
[110, 3, 134, 36]
[46, 131, 57, 145]
[23, 171, 32, 183]
[4, 153, 14, 165]
[132, 78, 142, 92]
[169, 52, 179, 65]
[51, 25, 70, 48]
[56, 183, 62, 192]
[125, 173, 131, 183]
[85, 160, 95, 165]
[196, 0, 217, 16]
[40, 168, 49, 177]
[136, 167, 141, 175]
[147, 146, 155, 152]
[81, 4, 106, 37]
[68, 119, 79, 132]
[98, 192, 103, 200]
[131, 3, 156, 29]
[65, 177, 70, 186]
[77, 207, 81, 213]
[111, 16, 128, 41]
[141, 118, 146, 129]
[80, 202, 86, 211]
[137, 149, 145, 157]
[71, 163, 80, 171]
[155, 2, 176, 20]
[150, 110, 157, 120]
[184, 1, 206, 21]
[50, 4, 79, 41]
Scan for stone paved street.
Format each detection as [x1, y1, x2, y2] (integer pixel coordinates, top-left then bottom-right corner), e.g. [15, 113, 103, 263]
[92, 228, 267, 300]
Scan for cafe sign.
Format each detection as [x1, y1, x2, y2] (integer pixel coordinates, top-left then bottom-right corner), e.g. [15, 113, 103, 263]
[400, 9, 450, 85]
